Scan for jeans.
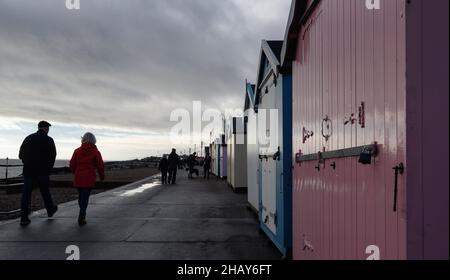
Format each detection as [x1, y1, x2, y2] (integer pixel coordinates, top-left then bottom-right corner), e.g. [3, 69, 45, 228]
[188, 165, 194, 179]
[168, 168, 177, 184]
[21, 175, 55, 219]
[161, 170, 168, 184]
[78, 188, 92, 219]
[203, 166, 210, 179]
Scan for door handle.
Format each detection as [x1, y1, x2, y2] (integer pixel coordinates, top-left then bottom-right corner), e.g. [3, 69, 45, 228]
[392, 163, 405, 212]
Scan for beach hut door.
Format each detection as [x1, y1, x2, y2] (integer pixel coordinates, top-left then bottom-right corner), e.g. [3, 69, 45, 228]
[261, 159, 277, 234]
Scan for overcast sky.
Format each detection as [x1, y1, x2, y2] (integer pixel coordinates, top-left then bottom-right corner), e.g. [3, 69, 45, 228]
[0, 0, 291, 160]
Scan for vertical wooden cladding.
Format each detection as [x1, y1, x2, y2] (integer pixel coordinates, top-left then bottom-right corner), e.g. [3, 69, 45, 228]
[246, 108, 260, 211]
[228, 117, 248, 191]
[211, 140, 220, 177]
[405, 0, 449, 259]
[292, 0, 407, 259]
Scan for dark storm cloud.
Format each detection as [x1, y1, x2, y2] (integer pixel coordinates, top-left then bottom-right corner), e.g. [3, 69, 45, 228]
[0, 0, 291, 132]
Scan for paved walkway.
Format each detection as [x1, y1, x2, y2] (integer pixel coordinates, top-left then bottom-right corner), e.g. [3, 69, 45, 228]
[0, 171, 280, 260]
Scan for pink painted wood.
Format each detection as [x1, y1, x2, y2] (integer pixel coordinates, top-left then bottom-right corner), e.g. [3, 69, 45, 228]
[292, 0, 408, 260]
[405, 0, 449, 259]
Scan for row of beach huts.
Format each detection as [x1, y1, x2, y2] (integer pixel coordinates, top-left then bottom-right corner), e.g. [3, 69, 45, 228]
[208, 0, 448, 260]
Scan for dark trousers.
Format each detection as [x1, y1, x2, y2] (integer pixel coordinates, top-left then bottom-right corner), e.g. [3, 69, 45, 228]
[204, 166, 210, 179]
[161, 170, 168, 184]
[188, 165, 194, 179]
[168, 168, 177, 184]
[21, 175, 55, 219]
[78, 188, 92, 219]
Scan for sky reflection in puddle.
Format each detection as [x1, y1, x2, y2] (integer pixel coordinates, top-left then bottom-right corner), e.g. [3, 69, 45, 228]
[118, 182, 159, 197]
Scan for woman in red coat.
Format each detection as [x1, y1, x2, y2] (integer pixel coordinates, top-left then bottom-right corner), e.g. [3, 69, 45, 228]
[70, 132, 105, 226]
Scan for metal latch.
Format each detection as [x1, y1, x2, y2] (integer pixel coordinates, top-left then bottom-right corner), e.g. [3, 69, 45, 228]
[393, 163, 405, 212]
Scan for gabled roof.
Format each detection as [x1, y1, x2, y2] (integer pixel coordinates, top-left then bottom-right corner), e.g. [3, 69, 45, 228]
[256, 40, 282, 87]
[254, 40, 287, 106]
[266, 41, 284, 63]
[244, 81, 256, 112]
[281, 0, 311, 67]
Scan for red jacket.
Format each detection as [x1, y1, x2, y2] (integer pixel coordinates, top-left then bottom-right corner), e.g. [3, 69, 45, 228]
[70, 143, 105, 188]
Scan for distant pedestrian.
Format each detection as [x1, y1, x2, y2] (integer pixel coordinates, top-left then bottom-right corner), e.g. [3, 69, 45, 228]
[167, 149, 180, 184]
[187, 152, 197, 179]
[178, 159, 184, 170]
[18, 121, 58, 226]
[203, 153, 211, 180]
[158, 156, 169, 184]
[70, 132, 105, 226]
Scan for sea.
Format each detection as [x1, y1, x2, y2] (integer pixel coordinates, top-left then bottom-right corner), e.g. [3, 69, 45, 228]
[0, 159, 70, 179]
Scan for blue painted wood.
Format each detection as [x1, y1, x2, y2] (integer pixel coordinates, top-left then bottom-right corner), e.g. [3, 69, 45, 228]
[255, 42, 293, 256]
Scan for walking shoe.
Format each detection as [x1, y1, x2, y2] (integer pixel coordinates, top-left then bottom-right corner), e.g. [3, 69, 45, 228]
[78, 211, 87, 226]
[78, 218, 87, 226]
[48, 205, 58, 218]
[20, 218, 31, 227]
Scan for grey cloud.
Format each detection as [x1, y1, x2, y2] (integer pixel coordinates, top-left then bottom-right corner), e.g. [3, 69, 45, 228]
[0, 0, 291, 133]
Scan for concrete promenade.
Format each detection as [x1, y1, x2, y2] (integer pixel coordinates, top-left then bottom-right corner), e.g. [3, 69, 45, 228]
[0, 171, 280, 260]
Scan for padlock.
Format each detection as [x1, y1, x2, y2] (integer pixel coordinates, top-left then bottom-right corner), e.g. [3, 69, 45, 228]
[358, 147, 372, 165]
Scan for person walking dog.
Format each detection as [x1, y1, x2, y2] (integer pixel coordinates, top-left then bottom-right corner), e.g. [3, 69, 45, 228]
[70, 132, 105, 226]
[187, 152, 197, 179]
[18, 121, 58, 226]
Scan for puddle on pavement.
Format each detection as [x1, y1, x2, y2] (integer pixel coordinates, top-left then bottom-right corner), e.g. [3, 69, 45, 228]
[116, 182, 160, 197]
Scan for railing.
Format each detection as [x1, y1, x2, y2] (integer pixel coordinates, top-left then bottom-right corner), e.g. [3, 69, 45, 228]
[0, 158, 23, 184]
[0, 209, 21, 216]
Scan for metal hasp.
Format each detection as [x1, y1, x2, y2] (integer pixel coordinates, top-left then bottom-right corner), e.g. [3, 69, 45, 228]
[258, 147, 281, 162]
[258, 154, 269, 161]
[393, 163, 405, 212]
[295, 143, 379, 163]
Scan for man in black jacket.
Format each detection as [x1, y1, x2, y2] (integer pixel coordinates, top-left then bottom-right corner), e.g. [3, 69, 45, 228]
[18, 121, 58, 226]
[167, 149, 180, 184]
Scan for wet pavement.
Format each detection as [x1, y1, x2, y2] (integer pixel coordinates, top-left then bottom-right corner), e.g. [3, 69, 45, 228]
[0, 172, 281, 260]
